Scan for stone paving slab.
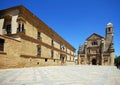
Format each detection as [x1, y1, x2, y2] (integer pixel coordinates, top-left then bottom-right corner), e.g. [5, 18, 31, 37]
[0, 65, 120, 85]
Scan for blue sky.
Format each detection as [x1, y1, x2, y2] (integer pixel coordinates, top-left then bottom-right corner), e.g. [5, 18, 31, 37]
[0, 0, 120, 56]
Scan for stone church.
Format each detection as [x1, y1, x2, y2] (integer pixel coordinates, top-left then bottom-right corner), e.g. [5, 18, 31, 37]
[78, 23, 114, 65]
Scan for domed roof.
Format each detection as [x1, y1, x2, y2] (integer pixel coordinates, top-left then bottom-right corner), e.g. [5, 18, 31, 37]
[107, 22, 113, 27]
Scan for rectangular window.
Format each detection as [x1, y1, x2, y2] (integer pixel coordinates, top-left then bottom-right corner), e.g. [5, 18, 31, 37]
[0, 39, 4, 51]
[6, 24, 11, 34]
[45, 58, 47, 62]
[37, 47, 41, 56]
[51, 50, 54, 58]
[18, 24, 21, 32]
[18, 23, 25, 32]
[51, 40, 54, 46]
[37, 32, 41, 39]
[108, 28, 111, 32]
[22, 24, 24, 32]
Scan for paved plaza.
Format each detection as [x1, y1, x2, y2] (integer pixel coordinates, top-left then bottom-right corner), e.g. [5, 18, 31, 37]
[0, 65, 120, 85]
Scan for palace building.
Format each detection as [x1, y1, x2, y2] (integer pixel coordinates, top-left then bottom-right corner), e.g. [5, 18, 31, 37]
[0, 6, 75, 68]
[78, 23, 114, 66]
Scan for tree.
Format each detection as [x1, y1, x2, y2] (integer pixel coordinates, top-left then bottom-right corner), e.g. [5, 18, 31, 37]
[115, 56, 120, 68]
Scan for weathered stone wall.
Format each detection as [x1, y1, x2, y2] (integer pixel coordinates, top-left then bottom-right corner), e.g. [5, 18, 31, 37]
[41, 45, 51, 58]
[25, 21, 37, 39]
[0, 35, 21, 68]
[21, 39, 37, 56]
[20, 58, 61, 67]
[54, 40, 60, 49]
[41, 33, 51, 46]
[67, 55, 71, 61]
[67, 48, 71, 54]
[54, 50, 60, 59]
[71, 56, 74, 61]
[0, 36, 62, 68]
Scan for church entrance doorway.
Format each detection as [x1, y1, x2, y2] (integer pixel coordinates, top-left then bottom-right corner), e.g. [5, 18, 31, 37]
[92, 58, 97, 65]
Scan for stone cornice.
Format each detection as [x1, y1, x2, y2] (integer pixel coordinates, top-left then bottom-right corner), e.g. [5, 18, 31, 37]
[0, 34, 21, 42]
[0, 5, 75, 51]
[18, 6, 76, 51]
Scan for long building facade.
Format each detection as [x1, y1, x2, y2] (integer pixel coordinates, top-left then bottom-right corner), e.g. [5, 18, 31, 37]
[78, 23, 114, 66]
[0, 6, 76, 68]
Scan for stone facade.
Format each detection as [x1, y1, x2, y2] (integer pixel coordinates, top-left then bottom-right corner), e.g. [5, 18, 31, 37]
[0, 6, 75, 68]
[78, 23, 114, 66]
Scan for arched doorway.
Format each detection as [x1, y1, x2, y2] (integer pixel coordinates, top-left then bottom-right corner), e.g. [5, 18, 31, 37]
[92, 58, 97, 65]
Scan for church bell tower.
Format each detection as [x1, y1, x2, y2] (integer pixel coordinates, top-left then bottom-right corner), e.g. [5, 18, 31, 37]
[106, 22, 114, 42]
[106, 22, 114, 65]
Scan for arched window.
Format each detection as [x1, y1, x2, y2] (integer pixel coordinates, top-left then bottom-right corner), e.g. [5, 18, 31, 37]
[17, 17, 26, 33]
[108, 27, 111, 32]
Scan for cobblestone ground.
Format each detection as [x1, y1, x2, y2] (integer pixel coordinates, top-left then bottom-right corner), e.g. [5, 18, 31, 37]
[0, 65, 120, 85]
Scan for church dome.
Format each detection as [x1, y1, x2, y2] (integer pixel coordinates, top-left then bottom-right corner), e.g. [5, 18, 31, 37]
[107, 22, 113, 27]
